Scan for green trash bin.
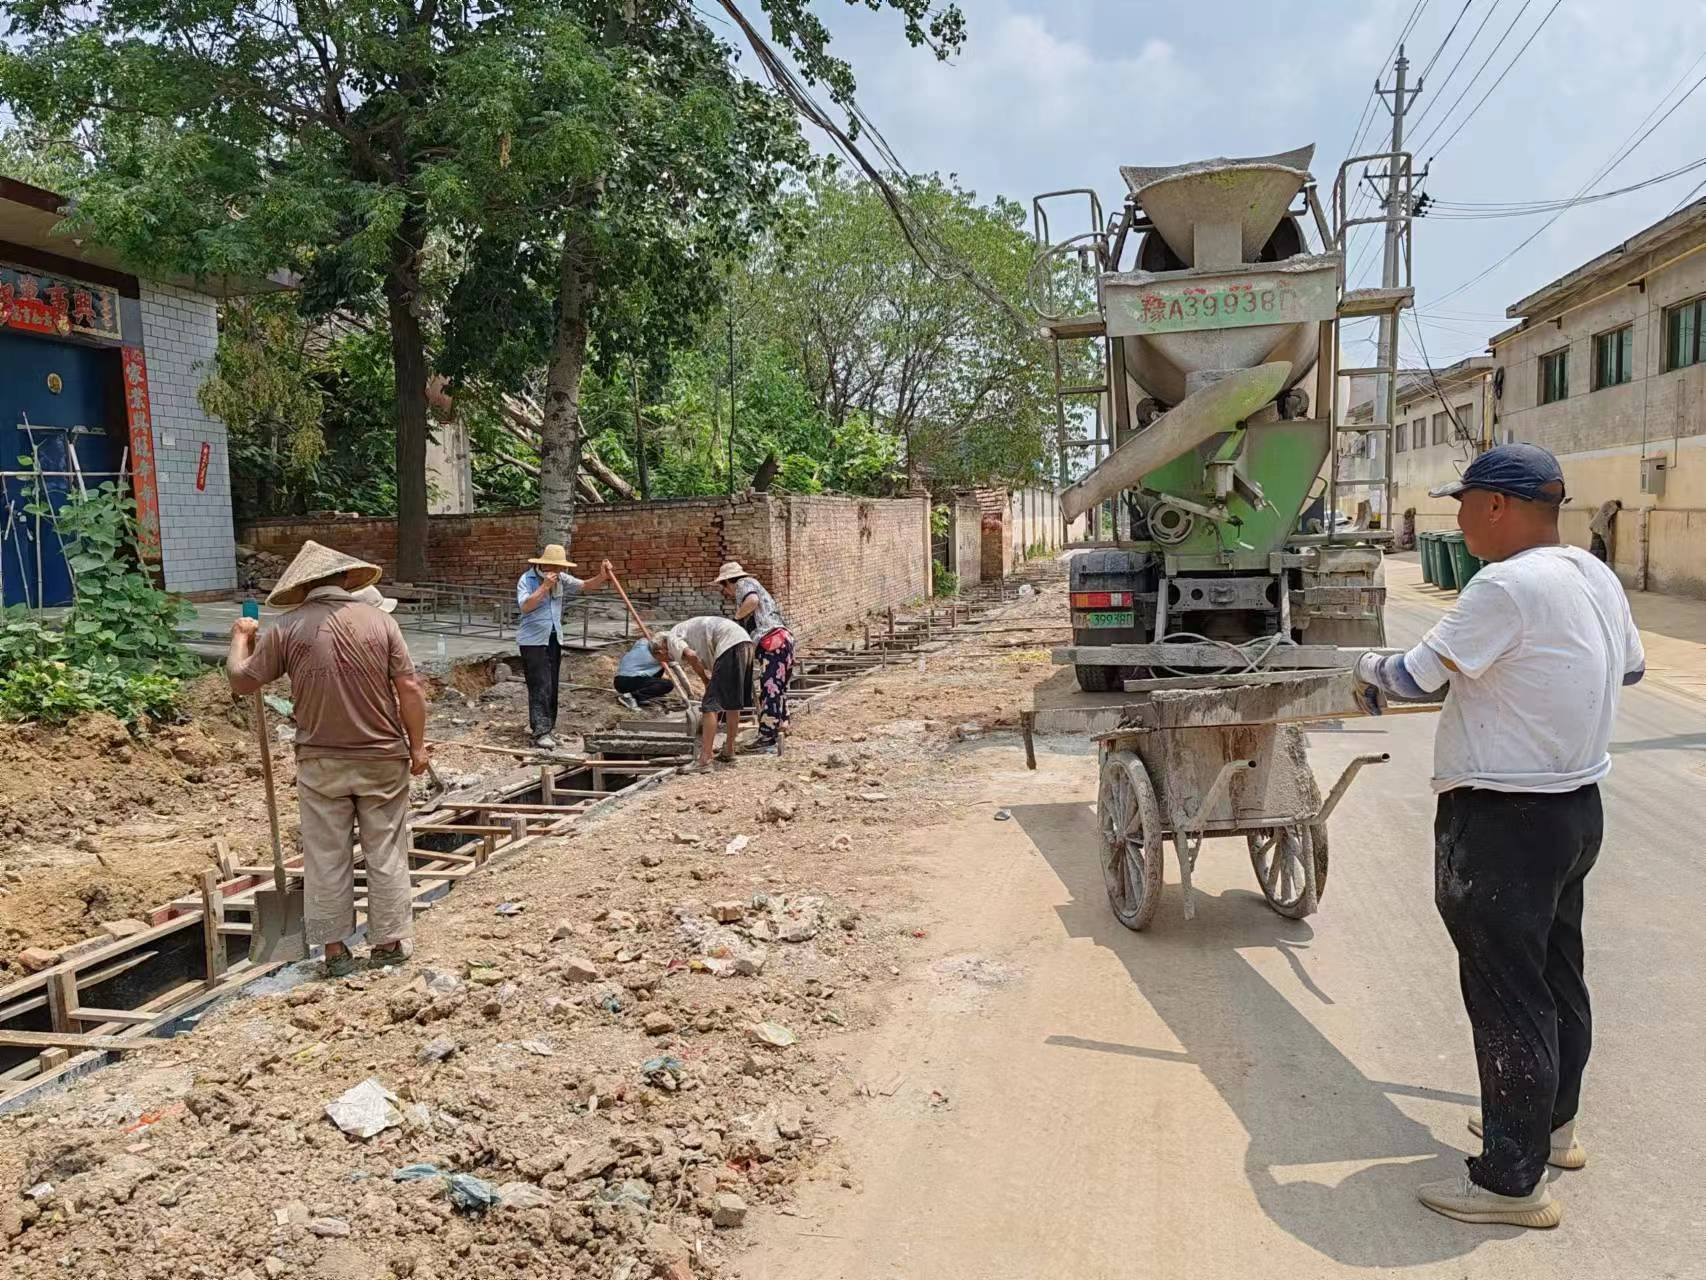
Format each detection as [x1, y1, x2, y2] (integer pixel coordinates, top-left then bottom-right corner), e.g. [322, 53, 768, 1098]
[1433, 533, 1460, 591]
[1442, 530, 1483, 590]
[1418, 532, 1439, 586]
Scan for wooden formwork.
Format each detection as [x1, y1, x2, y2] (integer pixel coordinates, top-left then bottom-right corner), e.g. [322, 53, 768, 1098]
[0, 754, 675, 1108]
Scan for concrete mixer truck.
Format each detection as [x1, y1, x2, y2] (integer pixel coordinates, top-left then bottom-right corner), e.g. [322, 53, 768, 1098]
[1031, 144, 1412, 691]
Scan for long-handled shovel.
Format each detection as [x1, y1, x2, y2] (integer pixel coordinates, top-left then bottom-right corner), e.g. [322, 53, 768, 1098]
[249, 690, 307, 963]
[605, 565, 700, 734]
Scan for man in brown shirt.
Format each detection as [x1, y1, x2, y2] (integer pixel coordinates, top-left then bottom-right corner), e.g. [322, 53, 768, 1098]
[227, 542, 430, 975]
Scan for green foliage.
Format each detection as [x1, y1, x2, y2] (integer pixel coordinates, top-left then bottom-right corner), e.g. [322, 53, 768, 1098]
[932, 562, 959, 598]
[739, 169, 1063, 489]
[45, 483, 198, 677]
[0, 484, 196, 727]
[0, 657, 182, 726]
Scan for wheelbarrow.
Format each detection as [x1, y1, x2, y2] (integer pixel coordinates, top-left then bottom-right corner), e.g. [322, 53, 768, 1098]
[1091, 672, 1397, 930]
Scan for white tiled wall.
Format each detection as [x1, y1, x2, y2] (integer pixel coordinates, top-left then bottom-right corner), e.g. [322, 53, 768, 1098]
[138, 281, 236, 594]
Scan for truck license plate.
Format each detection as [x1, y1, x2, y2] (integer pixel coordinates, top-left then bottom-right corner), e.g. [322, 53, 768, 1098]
[1083, 610, 1135, 628]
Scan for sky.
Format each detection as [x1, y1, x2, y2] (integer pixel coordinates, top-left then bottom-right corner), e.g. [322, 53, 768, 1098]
[759, 0, 1706, 372]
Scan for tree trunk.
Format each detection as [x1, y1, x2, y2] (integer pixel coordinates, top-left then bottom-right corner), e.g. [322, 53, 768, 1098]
[538, 233, 591, 547]
[385, 206, 432, 581]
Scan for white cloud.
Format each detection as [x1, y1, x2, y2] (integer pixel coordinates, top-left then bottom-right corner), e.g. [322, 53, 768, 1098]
[804, 0, 1706, 362]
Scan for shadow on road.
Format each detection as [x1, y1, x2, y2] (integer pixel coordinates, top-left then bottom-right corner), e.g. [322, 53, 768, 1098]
[1008, 797, 1509, 1268]
[1609, 730, 1706, 754]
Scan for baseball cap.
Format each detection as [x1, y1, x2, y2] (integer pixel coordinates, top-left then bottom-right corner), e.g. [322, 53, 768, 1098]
[1430, 442, 1567, 504]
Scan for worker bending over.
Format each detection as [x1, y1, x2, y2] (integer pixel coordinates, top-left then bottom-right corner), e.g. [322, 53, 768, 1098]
[1354, 444, 1644, 1229]
[227, 541, 431, 977]
[654, 615, 752, 770]
[613, 637, 674, 708]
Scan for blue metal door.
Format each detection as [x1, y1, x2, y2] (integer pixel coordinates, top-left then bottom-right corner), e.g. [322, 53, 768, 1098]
[0, 330, 127, 607]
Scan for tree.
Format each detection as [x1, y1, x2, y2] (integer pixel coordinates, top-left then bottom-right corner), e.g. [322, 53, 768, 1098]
[743, 168, 1059, 489]
[2, 0, 970, 548]
[0, 0, 524, 578]
[440, 0, 963, 548]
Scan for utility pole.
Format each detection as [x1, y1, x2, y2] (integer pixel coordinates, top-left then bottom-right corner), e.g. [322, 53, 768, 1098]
[1373, 47, 1420, 525]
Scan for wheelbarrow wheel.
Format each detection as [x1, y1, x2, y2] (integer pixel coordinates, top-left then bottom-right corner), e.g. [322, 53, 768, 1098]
[1098, 750, 1165, 931]
[1247, 823, 1329, 919]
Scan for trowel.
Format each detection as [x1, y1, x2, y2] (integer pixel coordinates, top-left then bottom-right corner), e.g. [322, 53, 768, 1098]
[249, 689, 308, 964]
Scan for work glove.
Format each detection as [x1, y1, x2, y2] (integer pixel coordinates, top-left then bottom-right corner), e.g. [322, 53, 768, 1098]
[1352, 651, 1389, 717]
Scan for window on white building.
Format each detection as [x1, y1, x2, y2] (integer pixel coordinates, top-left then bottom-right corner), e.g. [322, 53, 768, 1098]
[1592, 325, 1633, 390]
[1411, 418, 1426, 450]
[1539, 349, 1569, 404]
[1433, 411, 1449, 445]
[1454, 405, 1472, 443]
[1664, 296, 1706, 372]
[1395, 421, 1407, 452]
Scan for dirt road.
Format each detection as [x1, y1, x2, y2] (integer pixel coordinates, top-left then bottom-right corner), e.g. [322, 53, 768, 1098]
[739, 586, 1706, 1279]
[6, 567, 1702, 1279]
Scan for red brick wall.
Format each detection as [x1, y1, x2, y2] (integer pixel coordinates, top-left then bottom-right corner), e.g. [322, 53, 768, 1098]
[767, 495, 928, 639]
[237, 493, 927, 638]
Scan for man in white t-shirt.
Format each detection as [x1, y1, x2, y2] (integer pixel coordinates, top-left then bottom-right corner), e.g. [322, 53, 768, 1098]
[1354, 442, 1644, 1230]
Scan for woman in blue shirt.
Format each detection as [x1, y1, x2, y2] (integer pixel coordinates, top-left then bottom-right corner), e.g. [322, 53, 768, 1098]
[514, 544, 612, 749]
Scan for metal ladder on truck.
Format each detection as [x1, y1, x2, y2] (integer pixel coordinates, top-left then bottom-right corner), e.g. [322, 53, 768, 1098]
[1325, 146, 1418, 541]
[1029, 188, 1119, 548]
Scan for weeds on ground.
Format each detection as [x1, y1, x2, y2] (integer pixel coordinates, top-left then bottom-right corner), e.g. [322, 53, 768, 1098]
[0, 482, 197, 726]
[932, 561, 960, 598]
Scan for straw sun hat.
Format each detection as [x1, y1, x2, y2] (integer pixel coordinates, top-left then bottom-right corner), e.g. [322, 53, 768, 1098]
[712, 561, 748, 584]
[529, 544, 577, 571]
[266, 540, 383, 608]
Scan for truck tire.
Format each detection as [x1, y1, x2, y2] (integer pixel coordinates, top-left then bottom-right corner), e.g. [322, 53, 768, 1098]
[1075, 663, 1123, 693]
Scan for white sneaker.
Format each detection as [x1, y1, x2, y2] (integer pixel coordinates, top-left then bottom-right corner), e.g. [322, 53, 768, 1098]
[1417, 1172, 1561, 1228]
[618, 693, 639, 711]
[1468, 1111, 1587, 1170]
[534, 734, 558, 750]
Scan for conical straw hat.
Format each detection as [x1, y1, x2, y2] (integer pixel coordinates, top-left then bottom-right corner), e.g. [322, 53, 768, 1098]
[266, 540, 384, 607]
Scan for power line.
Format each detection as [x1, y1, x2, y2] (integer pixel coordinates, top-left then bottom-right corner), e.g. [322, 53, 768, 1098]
[1339, 0, 1432, 174]
[1408, 0, 1536, 156]
[1424, 60, 1706, 308]
[1417, 0, 1474, 82]
[1404, 313, 1480, 455]
[1670, 174, 1706, 216]
[1406, 0, 1505, 133]
[1423, 155, 1706, 218]
[1425, 0, 1564, 161]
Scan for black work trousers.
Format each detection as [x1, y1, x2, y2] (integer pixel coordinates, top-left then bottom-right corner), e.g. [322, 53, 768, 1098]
[1434, 784, 1602, 1197]
[519, 635, 562, 740]
[614, 672, 674, 704]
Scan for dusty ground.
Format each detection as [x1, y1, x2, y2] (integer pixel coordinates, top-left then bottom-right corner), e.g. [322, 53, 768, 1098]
[0, 648, 652, 967]
[0, 584, 1059, 1280]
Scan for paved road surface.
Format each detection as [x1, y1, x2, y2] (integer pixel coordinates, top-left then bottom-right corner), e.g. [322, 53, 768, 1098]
[743, 591, 1705, 1279]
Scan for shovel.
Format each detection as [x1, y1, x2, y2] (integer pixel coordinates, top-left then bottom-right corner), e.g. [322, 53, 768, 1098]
[249, 689, 307, 963]
[604, 564, 699, 732]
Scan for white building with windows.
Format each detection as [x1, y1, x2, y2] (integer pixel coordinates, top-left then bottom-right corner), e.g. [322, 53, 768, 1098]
[1340, 358, 1493, 536]
[1487, 197, 1706, 597]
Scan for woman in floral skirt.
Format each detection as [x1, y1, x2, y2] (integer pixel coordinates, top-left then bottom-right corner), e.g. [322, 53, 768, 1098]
[714, 561, 794, 748]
